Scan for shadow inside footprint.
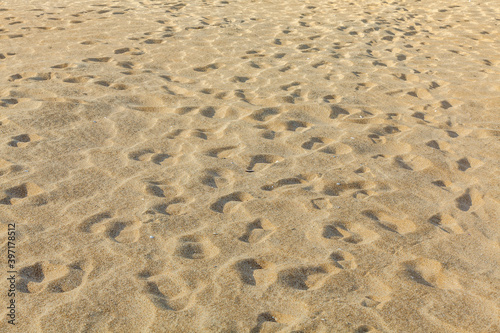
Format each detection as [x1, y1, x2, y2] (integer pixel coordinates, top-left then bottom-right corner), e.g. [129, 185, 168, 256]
[457, 158, 471, 171]
[174, 235, 219, 260]
[211, 192, 252, 213]
[238, 218, 275, 243]
[19, 263, 45, 283]
[235, 259, 263, 285]
[145, 282, 176, 311]
[246, 155, 283, 171]
[107, 222, 127, 240]
[79, 212, 112, 232]
[47, 262, 86, 293]
[251, 312, 278, 333]
[455, 191, 472, 211]
[278, 266, 328, 290]
[322, 225, 344, 239]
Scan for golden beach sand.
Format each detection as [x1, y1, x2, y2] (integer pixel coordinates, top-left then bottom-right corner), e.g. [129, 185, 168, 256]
[1, 0, 499, 331]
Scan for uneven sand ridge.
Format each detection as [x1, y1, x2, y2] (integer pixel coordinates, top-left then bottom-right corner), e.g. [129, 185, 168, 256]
[0, 0, 499, 332]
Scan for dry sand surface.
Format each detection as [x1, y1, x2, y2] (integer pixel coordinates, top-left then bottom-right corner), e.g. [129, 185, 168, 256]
[1, 0, 499, 332]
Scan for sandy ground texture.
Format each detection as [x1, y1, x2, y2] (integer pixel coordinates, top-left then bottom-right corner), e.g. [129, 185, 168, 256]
[1, 0, 499, 332]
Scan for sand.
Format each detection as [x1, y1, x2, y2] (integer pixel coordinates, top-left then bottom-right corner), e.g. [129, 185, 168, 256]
[1, 0, 499, 332]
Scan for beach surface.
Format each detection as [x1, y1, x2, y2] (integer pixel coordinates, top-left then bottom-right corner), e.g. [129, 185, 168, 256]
[1, 0, 499, 332]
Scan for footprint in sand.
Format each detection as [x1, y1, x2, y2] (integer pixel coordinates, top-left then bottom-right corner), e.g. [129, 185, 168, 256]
[8, 133, 42, 147]
[246, 154, 284, 171]
[310, 197, 333, 210]
[404, 257, 461, 289]
[329, 105, 350, 119]
[329, 250, 357, 270]
[211, 192, 253, 213]
[51, 63, 76, 69]
[114, 47, 130, 54]
[277, 264, 335, 291]
[234, 258, 277, 286]
[128, 149, 172, 165]
[322, 222, 379, 245]
[363, 210, 416, 234]
[78, 212, 113, 233]
[106, 220, 142, 243]
[18, 261, 91, 294]
[1, 98, 19, 107]
[205, 145, 239, 159]
[238, 218, 276, 243]
[1, 182, 44, 205]
[456, 157, 483, 172]
[360, 276, 392, 309]
[193, 63, 221, 72]
[143, 275, 206, 311]
[301, 137, 334, 150]
[428, 213, 463, 234]
[426, 139, 451, 152]
[322, 181, 373, 197]
[82, 57, 112, 63]
[143, 179, 179, 198]
[78, 211, 141, 243]
[261, 176, 308, 192]
[258, 119, 311, 133]
[393, 154, 432, 171]
[431, 180, 452, 189]
[145, 197, 190, 216]
[46, 261, 91, 293]
[173, 235, 219, 260]
[355, 324, 381, 332]
[63, 76, 93, 84]
[200, 168, 233, 189]
[199, 106, 219, 118]
[455, 188, 483, 212]
[246, 107, 281, 122]
[250, 311, 297, 333]
[117, 61, 141, 69]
